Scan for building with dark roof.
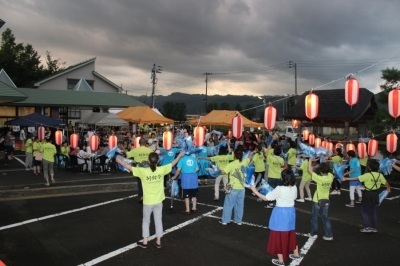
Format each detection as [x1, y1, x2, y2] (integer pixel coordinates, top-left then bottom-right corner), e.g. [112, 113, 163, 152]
[284, 88, 378, 137]
[0, 58, 145, 127]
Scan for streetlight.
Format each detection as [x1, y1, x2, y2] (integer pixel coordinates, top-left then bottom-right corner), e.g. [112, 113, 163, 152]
[258, 96, 266, 136]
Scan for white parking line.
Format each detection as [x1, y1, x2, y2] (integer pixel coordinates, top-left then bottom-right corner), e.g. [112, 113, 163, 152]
[78, 207, 223, 266]
[0, 195, 136, 231]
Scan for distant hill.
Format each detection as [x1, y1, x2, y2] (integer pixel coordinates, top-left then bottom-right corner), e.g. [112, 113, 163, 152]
[133, 92, 292, 120]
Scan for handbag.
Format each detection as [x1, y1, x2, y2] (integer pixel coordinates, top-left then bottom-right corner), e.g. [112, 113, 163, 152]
[35, 152, 43, 161]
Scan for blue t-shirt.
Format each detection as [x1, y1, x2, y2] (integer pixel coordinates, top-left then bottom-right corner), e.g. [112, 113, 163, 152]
[159, 147, 181, 165]
[177, 155, 199, 189]
[177, 155, 199, 174]
[349, 157, 361, 186]
[197, 146, 209, 157]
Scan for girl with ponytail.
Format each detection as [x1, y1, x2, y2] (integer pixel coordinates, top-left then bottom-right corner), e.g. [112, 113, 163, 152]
[117, 151, 185, 249]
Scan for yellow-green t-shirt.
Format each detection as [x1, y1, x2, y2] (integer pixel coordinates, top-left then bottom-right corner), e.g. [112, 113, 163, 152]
[311, 172, 334, 202]
[287, 148, 297, 166]
[267, 155, 284, 179]
[252, 152, 266, 172]
[300, 159, 311, 181]
[126, 146, 153, 163]
[331, 155, 343, 164]
[25, 138, 33, 153]
[132, 164, 172, 205]
[61, 146, 70, 157]
[223, 158, 251, 190]
[40, 142, 57, 162]
[359, 155, 368, 167]
[358, 171, 387, 191]
[210, 154, 233, 170]
[33, 142, 41, 157]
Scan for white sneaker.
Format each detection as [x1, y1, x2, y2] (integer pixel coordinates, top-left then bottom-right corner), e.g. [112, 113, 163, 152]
[296, 199, 305, 203]
[345, 203, 355, 208]
[304, 197, 312, 201]
[306, 233, 318, 240]
[322, 236, 333, 241]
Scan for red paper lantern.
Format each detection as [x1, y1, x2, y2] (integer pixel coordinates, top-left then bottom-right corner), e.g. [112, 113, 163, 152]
[315, 138, 321, 148]
[134, 136, 141, 148]
[386, 133, 398, 153]
[357, 142, 367, 159]
[163, 131, 173, 150]
[194, 126, 205, 146]
[388, 88, 400, 119]
[38, 126, 45, 141]
[346, 143, 355, 152]
[108, 135, 117, 150]
[291, 119, 299, 129]
[321, 140, 327, 149]
[335, 142, 343, 150]
[367, 139, 378, 157]
[327, 142, 334, 152]
[228, 130, 232, 138]
[264, 105, 277, 130]
[308, 133, 315, 145]
[232, 116, 243, 138]
[89, 135, 99, 152]
[54, 130, 63, 146]
[345, 77, 360, 107]
[302, 129, 309, 141]
[305, 92, 319, 120]
[70, 133, 79, 149]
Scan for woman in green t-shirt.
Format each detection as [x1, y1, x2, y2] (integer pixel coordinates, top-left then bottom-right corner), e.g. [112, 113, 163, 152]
[117, 151, 184, 249]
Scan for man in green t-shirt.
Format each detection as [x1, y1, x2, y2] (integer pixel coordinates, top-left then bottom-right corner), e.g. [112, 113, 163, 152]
[25, 136, 33, 171]
[40, 137, 57, 186]
[308, 159, 334, 241]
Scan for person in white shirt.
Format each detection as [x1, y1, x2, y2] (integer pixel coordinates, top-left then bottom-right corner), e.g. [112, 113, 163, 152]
[20, 128, 27, 151]
[77, 145, 90, 171]
[251, 168, 300, 266]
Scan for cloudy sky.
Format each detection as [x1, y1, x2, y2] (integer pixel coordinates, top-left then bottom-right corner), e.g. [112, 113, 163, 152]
[1, 0, 400, 98]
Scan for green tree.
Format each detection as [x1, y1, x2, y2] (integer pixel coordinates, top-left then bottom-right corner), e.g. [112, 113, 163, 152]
[380, 67, 400, 93]
[174, 102, 187, 121]
[0, 28, 65, 87]
[242, 104, 256, 120]
[162, 101, 175, 118]
[220, 102, 230, 110]
[368, 67, 400, 134]
[234, 102, 242, 111]
[206, 102, 218, 112]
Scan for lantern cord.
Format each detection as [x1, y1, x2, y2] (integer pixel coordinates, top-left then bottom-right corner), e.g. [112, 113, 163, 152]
[313, 56, 396, 91]
[241, 94, 294, 112]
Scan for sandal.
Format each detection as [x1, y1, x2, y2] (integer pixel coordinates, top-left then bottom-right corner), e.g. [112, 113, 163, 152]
[137, 241, 147, 248]
[181, 211, 190, 215]
[191, 209, 197, 213]
[154, 242, 161, 249]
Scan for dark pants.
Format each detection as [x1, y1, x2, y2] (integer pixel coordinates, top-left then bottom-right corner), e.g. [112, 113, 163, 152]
[361, 204, 378, 229]
[331, 178, 341, 190]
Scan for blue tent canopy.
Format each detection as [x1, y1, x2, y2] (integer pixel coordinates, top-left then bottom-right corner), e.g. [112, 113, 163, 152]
[6, 113, 66, 128]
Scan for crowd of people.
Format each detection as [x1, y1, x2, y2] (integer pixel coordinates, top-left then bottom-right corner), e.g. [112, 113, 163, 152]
[1, 125, 396, 265]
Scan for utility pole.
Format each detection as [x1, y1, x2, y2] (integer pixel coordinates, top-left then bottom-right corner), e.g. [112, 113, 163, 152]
[203, 73, 212, 114]
[151, 64, 162, 108]
[288, 61, 297, 96]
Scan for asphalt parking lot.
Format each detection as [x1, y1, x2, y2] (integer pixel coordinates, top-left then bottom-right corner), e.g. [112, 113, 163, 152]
[1, 155, 400, 266]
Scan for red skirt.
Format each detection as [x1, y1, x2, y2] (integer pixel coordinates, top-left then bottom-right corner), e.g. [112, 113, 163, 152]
[267, 230, 298, 261]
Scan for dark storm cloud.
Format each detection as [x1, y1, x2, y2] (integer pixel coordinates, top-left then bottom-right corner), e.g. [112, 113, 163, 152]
[1, 0, 400, 95]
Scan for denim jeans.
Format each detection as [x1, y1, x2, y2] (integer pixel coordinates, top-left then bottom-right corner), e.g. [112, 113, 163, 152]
[221, 189, 245, 224]
[310, 202, 333, 238]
